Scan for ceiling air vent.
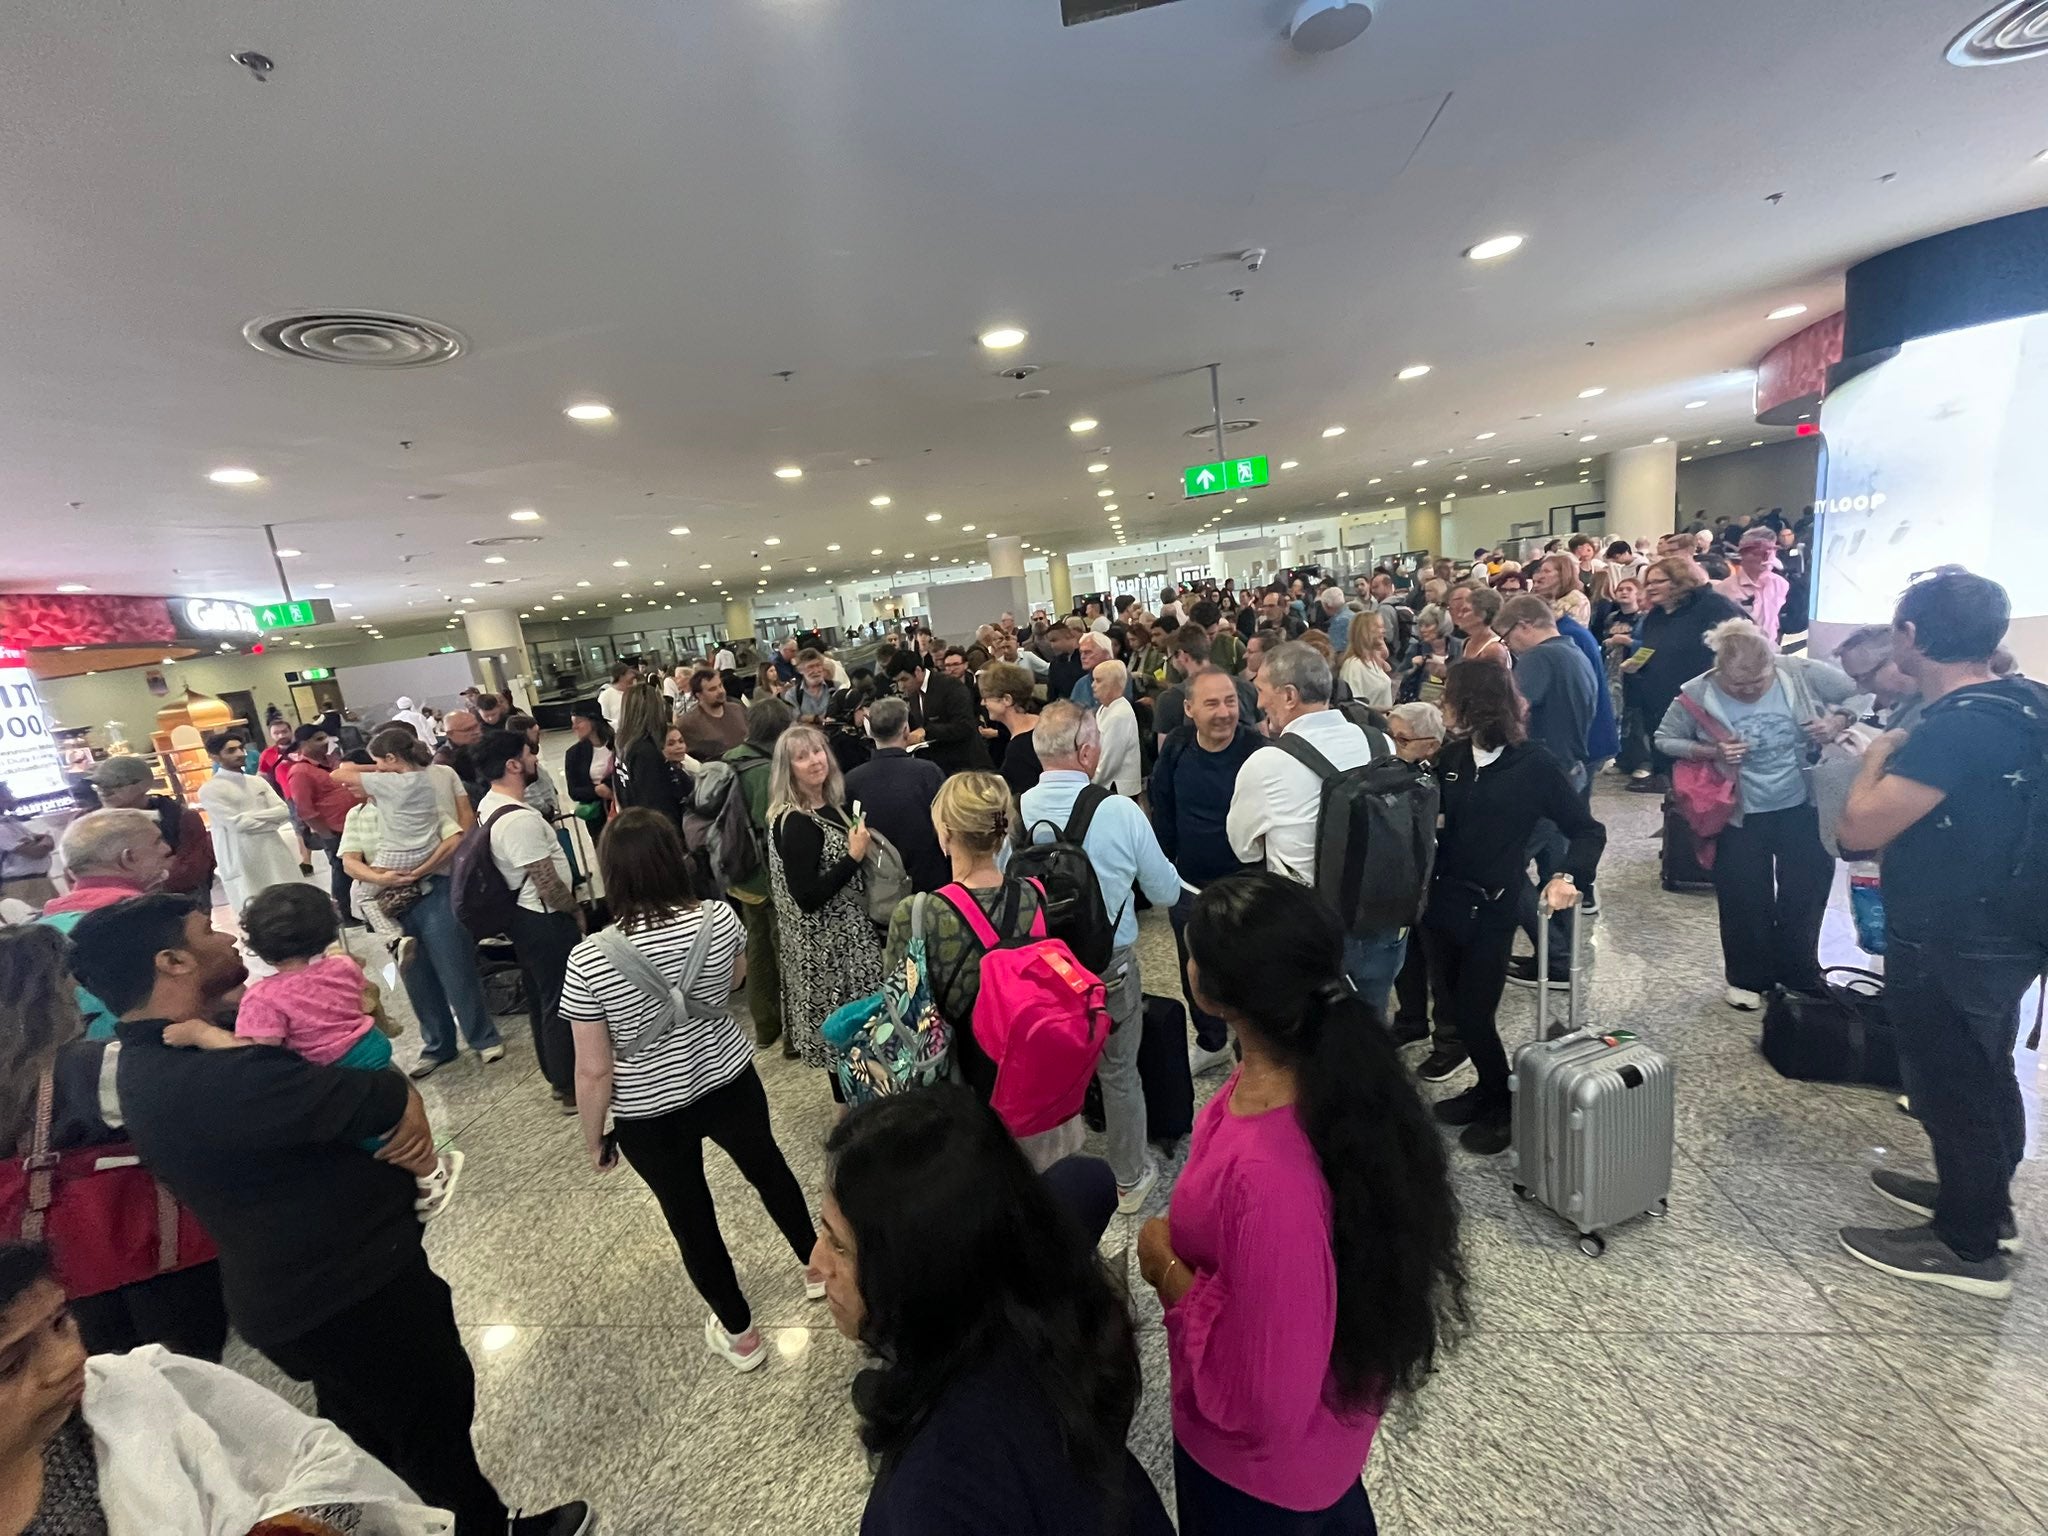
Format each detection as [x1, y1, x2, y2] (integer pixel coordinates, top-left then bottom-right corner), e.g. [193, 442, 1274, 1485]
[1183, 419, 1259, 438]
[1948, 1, 2048, 63]
[468, 536, 543, 548]
[1062, 0, 1181, 25]
[243, 310, 467, 367]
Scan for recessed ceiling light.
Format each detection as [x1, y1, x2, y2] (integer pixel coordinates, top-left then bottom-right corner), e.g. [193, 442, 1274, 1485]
[759, 563, 774, 572]
[275, 547, 302, 558]
[924, 512, 943, 522]
[763, 536, 782, 546]
[1681, 455, 1694, 462]
[805, 565, 818, 572]
[1396, 364, 1432, 381]
[208, 466, 262, 485]
[1684, 400, 1707, 410]
[1336, 490, 1350, 499]
[773, 465, 803, 480]
[1751, 440, 1764, 447]
[611, 559, 629, 568]
[960, 524, 976, 532]
[904, 551, 916, 558]
[1534, 479, 1545, 486]
[1322, 425, 1346, 438]
[1068, 418, 1098, 433]
[871, 547, 884, 555]
[576, 579, 591, 586]
[484, 555, 507, 565]
[1578, 387, 1606, 399]
[509, 509, 540, 522]
[1508, 458, 1522, 464]
[1580, 434, 1598, 442]
[1412, 458, 1430, 467]
[460, 597, 476, 604]
[1104, 505, 1118, 513]
[1464, 234, 1524, 262]
[1768, 304, 1808, 320]
[869, 495, 892, 508]
[1454, 473, 1468, 482]
[55, 583, 90, 593]
[564, 402, 614, 422]
[827, 542, 841, 550]
[669, 525, 690, 536]
[1652, 435, 1670, 444]
[1279, 460, 1299, 470]
[1385, 496, 1395, 503]
[979, 327, 1027, 350]
[1480, 483, 1491, 490]
[1708, 438, 1722, 446]
[1579, 457, 1593, 465]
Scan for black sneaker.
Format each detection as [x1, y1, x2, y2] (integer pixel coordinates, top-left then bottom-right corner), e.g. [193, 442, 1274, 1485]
[1870, 1169, 2021, 1253]
[1838, 1224, 2011, 1299]
[1417, 1047, 1470, 1083]
[1506, 956, 1570, 990]
[1459, 1116, 1513, 1156]
[1389, 1016, 1430, 1047]
[1579, 886, 1600, 916]
[509, 1502, 595, 1536]
[1431, 1087, 1487, 1127]
[1626, 775, 1668, 795]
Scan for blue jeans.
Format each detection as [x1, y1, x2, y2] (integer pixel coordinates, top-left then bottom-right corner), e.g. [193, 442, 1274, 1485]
[1169, 891, 1229, 1051]
[398, 876, 500, 1061]
[1343, 928, 1408, 1018]
[1888, 928, 2047, 1261]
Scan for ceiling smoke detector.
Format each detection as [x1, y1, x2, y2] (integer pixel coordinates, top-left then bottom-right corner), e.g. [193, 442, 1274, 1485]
[243, 309, 467, 368]
[1288, 0, 1373, 53]
[996, 364, 1041, 381]
[1949, 1, 2048, 63]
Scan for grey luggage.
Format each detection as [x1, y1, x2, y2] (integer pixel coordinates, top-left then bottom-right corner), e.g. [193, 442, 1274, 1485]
[1508, 905, 1675, 1257]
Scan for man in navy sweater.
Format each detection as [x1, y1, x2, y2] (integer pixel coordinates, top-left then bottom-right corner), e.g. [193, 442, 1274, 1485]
[1148, 670, 1265, 1074]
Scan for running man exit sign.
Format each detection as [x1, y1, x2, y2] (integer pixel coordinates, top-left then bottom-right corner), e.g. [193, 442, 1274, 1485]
[1183, 456, 1268, 499]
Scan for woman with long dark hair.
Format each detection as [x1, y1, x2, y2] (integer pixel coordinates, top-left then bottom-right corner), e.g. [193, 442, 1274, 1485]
[1419, 661, 1605, 1151]
[560, 808, 820, 1374]
[1137, 871, 1465, 1533]
[611, 682, 685, 827]
[814, 1087, 1172, 1536]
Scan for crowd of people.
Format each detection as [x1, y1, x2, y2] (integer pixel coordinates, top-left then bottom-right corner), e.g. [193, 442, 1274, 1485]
[0, 510, 2043, 1529]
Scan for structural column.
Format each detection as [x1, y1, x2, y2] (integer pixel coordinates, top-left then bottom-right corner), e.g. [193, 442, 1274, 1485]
[461, 608, 530, 708]
[1603, 441, 1680, 547]
[1407, 502, 1443, 559]
[1047, 551, 1072, 615]
[987, 535, 1025, 580]
[722, 595, 756, 645]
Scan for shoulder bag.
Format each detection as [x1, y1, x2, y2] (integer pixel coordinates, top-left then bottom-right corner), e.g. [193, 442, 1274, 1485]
[1671, 692, 1740, 849]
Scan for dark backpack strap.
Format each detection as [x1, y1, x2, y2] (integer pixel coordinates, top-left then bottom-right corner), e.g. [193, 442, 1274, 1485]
[1271, 732, 1340, 781]
[1064, 783, 1114, 846]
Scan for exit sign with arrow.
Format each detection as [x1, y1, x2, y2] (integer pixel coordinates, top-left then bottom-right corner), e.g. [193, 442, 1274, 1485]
[1183, 455, 1268, 499]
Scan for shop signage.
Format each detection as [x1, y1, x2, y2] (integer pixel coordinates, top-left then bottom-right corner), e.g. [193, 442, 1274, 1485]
[1182, 455, 1268, 498]
[253, 599, 335, 630]
[176, 598, 262, 638]
[0, 647, 70, 815]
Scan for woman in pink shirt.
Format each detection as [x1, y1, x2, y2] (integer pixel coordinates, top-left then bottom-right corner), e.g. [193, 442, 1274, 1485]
[1137, 871, 1466, 1533]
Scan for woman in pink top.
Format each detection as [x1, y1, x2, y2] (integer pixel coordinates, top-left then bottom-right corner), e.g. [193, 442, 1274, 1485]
[1137, 871, 1466, 1533]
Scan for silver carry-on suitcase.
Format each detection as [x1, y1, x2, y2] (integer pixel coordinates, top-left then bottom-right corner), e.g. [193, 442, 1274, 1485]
[1508, 905, 1675, 1256]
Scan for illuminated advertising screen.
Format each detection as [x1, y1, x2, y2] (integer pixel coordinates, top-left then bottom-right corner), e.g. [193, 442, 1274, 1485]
[1814, 311, 2048, 624]
[0, 648, 70, 815]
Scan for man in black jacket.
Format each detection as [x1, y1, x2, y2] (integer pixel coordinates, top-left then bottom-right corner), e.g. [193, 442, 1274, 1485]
[886, 651, 991, 777]
[845, 697, 948, 892]
[69, 895, 592, 1536]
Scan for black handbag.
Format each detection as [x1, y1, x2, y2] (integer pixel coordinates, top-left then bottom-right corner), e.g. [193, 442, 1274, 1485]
[1759, 967, 1901, 1088]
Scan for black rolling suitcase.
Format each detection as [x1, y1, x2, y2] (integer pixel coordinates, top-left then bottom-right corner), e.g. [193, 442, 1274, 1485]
[1659, 797, 1715, 893]
[1137, 994, 1196, 1146]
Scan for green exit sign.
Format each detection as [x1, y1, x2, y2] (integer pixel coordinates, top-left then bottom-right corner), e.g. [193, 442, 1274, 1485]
[253, 599, 335, 630]
[1183, 455, 1268, 498]
[301, 667, 332, 681]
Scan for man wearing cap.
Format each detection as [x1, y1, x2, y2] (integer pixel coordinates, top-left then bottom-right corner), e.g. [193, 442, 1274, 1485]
[1715, 529, 1792, 646]
[285, 726, 366, 919]
[87, 753, 215, 900]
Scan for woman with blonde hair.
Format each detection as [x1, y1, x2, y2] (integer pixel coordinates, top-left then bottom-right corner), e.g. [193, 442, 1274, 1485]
[1653, 617, 1861, 1010]
[1626, 555, 1745, 791]
[767, 723, 884, 1101]
[1337, 609, 1396, 710]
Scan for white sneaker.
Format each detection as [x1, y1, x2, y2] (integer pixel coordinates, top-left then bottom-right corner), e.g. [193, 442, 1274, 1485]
[414, 1149, 464, 1221]
[704, 1315, 767, 1373]
[1629, 768, 1651, 781]
[479, 1044, 506, 1065]
[1724, 985, 1764, 1011]
[803, 1266, 827, 1302]
[1116, 1159, 1159, 1216]
[1188, 1040, 1234, 1077]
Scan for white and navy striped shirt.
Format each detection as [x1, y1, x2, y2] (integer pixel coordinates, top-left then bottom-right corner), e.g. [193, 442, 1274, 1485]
[559, 904, 751, 1120]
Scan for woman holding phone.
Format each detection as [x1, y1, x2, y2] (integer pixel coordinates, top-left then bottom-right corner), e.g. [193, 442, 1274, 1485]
[560, 809, 822, 1375]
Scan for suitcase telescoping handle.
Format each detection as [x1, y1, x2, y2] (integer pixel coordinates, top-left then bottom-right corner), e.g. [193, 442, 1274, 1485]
[1535, 896, 1582, 1040]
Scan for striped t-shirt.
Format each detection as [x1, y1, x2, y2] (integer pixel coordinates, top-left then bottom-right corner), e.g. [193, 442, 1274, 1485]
[559, 904, 750, 1120]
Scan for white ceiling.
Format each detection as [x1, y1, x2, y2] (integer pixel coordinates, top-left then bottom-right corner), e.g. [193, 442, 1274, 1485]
[1, 0, 2044, 635]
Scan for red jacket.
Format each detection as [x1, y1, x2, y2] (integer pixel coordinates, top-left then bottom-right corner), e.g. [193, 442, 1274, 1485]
[288, 758, 360, 837]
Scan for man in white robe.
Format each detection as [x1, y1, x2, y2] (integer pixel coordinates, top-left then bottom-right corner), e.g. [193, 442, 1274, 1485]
[196, 733, 303, 913]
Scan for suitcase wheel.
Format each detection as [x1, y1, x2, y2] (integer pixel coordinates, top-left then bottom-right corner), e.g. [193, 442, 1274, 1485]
[1577, 1233, 1606, 1259]
[1512, 1183, 1531, 1201]
[1648, 1198, 1670, 1219]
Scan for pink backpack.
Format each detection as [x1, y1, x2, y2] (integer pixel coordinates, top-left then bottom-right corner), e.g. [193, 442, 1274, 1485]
[938, 878, 1110, 1139]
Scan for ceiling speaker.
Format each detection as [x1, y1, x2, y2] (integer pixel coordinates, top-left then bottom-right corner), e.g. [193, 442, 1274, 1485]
[1288, 0, 1374, 53]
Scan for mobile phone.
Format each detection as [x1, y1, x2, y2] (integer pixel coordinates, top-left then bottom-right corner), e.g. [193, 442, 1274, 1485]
[599, 1130, 619, 1169]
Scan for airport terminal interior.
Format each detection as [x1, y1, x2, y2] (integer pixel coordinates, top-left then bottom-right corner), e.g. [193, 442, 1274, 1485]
[5, 2, 2048, 1533]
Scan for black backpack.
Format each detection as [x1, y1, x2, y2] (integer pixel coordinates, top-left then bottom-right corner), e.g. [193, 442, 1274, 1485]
[1009, 784, 1121, 974]
[1928, 681, 2048, 951]
[1272, 720, 1439, 934]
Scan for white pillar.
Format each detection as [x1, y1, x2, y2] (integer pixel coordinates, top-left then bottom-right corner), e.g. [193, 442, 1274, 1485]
[461, 609, 530, 708]
[1406, 502, 1443, 560]
[722, 596, 756, 644]
[1604, 441, 1680, 547]
[987, 535, 1025, 580]
[1047, 552, 1072, 614]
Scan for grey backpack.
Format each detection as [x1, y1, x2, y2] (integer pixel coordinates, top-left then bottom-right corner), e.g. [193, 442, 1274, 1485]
[590, 918, 722, 1062]
[862, 825, 914, 923]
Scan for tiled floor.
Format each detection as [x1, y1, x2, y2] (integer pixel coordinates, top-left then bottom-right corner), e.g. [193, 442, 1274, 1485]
[227, 776, 2048, 1534]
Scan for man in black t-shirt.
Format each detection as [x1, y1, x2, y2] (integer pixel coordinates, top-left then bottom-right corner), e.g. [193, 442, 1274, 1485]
[69, 895, 594, 1536]
[1836, 573, 2048, 1300]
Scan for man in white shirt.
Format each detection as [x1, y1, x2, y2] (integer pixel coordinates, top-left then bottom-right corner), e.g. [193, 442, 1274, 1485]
[476, 730, 582, 1110]
[1226, 641, 1408, 1013]
[596, 660, 636, 731]
[1091, 660, 1142, 797]
[712, 642, 738, 675]
[0, 783, 57, 911]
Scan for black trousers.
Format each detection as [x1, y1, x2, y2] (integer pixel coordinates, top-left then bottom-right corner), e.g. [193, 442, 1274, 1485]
[1170, 891, 1229, 1050]
[1393, 936, 1441, 1042]
[310, 828, 355, 921]
[71, 1260, 228, 1361]
[611, 1068, 816, 1336]
[1422, 914, 1519, 1116]
[507, 904, 581, 1095]
[263, 1254, 506, 1535]
[1174, 1441, 1377, 1535]
[1710, 803, 1832, 995]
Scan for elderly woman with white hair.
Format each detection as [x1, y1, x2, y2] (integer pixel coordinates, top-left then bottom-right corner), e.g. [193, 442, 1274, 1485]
[1090, 659, 1142, 797]
[1654, 617, 1864, 1011]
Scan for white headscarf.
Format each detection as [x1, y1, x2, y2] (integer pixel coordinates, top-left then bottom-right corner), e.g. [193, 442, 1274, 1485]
[391, 697, 436, 740]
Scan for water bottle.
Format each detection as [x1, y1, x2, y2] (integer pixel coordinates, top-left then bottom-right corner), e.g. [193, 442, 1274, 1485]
[1848, 861, 1886, 955]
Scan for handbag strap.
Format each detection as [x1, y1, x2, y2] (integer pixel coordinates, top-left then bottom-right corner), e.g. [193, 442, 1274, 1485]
[1677, 690, 1735, 743]
[20, 1068, 58, 1243]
